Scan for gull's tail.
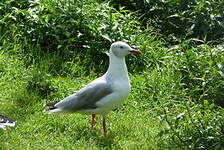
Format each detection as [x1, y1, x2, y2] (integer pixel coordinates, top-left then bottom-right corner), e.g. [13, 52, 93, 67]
[0, 115, 16, 130]
[44, 101, 62, 114]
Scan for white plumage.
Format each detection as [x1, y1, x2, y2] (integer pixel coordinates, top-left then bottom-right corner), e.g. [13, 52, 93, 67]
[0, 115, 16, 130]
[45, 41, 143, 136]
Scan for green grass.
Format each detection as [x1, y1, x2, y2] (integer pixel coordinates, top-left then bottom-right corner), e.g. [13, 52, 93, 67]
[0, 54, 162, 149]
[0, 0, 224, 149]
[0, 52, 161, 149]
[1, 107, 161, 150]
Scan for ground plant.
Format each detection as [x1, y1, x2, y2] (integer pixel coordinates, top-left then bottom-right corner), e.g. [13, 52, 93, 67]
[0, 0, 223, 149]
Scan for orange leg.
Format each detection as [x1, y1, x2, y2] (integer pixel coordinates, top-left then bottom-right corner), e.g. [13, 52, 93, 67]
[91, 114, 96, 129]
[102, 117, 107, 136]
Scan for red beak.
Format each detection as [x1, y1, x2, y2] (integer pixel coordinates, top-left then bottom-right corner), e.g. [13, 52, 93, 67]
[129, 49, 143, 55]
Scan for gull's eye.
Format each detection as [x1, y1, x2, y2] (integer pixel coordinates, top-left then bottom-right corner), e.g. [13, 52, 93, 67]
[119, 46, 124, 49]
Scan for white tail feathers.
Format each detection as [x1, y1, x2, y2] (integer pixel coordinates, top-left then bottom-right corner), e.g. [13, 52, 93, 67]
[45, 108, 62, 114]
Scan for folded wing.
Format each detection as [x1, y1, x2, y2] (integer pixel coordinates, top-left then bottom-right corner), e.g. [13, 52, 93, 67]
[51, 81, 113, 112]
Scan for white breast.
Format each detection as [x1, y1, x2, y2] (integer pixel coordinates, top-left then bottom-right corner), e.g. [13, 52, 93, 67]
[96, 78, 130, 110]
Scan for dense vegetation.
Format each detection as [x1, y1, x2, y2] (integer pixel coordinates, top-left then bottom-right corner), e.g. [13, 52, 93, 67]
[0, 0, 223, 149]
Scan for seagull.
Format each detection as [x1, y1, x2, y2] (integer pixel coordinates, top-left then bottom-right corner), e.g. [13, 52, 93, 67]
[44, 41, 143, 136]
[0, 115, 16, 130]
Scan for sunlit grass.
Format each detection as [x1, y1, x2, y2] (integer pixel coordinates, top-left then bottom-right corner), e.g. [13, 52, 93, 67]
[1, 107, 161, 150]
[0, 53, 162, 150]
[0, 0, 224, 149]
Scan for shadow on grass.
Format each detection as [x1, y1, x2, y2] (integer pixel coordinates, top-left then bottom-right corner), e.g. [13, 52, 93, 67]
[95, 132, 121, 149]
[71, 125, 121, 149]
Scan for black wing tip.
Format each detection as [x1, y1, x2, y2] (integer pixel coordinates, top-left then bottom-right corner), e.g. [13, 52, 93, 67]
[44, 101, 59, 110]
[0, 115, 16, 124]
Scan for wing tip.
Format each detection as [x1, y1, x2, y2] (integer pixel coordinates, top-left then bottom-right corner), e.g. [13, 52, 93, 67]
[0, 115, 16, 130]
[44, 101, 59, 109]
[44, 101, 62, 114]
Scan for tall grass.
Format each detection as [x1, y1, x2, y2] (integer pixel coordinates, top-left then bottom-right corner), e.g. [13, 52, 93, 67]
[110, 0, 224, 43]
[0, 0, 224, 149]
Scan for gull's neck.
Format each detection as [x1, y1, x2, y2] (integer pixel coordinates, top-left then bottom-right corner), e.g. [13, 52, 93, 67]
[105, 53, 129, 80]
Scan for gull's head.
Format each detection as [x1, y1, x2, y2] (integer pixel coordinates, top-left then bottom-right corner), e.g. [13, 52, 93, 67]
[109, 41, 143, 57]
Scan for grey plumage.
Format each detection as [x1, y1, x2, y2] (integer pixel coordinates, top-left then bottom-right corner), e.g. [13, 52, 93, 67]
[43, 41, 143, 136]
[45, 80, 113, 112]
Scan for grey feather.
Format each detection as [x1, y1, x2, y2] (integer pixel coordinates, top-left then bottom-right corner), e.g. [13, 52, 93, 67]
[55, 82, 113, 112]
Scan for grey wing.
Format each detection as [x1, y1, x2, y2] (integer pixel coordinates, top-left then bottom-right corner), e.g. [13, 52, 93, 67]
[55, 82, 113, 112]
